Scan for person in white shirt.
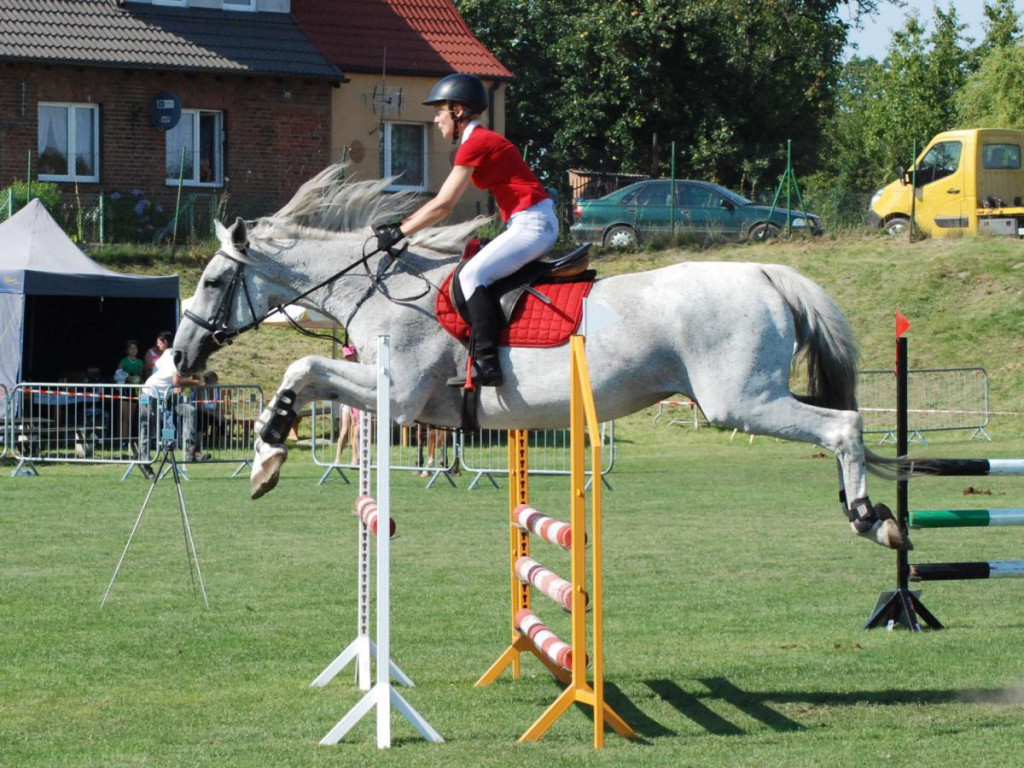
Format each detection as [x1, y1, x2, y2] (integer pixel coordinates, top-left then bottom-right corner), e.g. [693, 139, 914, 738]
[140, 348, 209, 463]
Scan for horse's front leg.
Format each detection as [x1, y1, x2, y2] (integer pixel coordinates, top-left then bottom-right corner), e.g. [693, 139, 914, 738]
[251, 355, 377, 500]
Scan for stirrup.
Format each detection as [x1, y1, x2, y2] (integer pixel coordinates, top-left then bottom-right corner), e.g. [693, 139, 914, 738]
[447, 358, 503, 388]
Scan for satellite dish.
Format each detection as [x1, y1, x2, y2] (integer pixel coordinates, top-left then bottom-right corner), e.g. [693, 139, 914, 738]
[150, 91, 182, 131]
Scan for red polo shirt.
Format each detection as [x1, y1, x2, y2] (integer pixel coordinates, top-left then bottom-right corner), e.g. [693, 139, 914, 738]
[454, 127, 549, 221]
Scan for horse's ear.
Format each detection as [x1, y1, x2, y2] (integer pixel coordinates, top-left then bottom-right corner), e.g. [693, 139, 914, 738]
[230, 217, 249, 251]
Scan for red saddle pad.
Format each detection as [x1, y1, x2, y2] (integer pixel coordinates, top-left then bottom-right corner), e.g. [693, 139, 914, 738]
[435, 271, 595, 348]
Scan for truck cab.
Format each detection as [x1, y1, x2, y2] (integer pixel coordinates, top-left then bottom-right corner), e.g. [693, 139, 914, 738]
[868, 128, 1024, 237]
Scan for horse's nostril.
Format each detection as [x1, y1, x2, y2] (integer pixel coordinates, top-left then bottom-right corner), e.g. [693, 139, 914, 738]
[172, 349, 186, 371]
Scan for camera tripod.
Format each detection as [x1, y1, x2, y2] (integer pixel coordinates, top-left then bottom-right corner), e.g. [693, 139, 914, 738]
[101, 431, 208, 608]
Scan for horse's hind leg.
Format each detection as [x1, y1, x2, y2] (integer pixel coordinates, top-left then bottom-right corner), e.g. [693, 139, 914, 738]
[698, 391, 911, 550]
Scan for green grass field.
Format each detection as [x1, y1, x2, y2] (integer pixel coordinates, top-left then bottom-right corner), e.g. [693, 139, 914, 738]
[4, 417, 1024, 767]
[3, 234, 1024, 766]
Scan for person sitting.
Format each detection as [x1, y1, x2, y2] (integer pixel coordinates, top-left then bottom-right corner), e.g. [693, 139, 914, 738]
[373, 73, 558, 388]
[116, 339, 144, 384]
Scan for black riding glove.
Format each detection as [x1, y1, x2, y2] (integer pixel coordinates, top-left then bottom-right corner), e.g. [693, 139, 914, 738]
[374, 224, 405, 252]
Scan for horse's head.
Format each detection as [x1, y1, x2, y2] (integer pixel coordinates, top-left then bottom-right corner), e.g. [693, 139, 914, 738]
[173, 217, 270, 375]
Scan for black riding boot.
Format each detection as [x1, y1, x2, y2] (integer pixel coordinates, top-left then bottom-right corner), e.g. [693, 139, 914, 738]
[447, 287, 504, 387]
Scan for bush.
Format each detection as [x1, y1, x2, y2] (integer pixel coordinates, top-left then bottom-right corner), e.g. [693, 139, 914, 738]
[102, 189, 171, 243]
[0, 179, 64, 218]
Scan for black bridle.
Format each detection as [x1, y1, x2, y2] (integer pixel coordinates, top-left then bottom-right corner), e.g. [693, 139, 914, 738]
[182, 242, 430, 349]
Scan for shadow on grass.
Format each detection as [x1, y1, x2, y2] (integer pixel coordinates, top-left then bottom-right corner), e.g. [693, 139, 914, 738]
[641, 677, 1024, 738]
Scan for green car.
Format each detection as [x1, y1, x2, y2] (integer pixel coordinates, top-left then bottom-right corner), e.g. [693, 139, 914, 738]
[570, 179, 823, 247]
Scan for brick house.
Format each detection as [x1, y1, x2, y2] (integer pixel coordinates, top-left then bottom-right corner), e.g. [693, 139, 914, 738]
[0, 0, 513, 233]
[0, 0, 341, 224]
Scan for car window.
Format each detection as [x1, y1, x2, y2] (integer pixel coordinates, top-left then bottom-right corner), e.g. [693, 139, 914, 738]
[676, 184, 719, 208]
[914, 141, 962, 186]
[629, 182, 671, 206]
[983, 143, 1021, 170]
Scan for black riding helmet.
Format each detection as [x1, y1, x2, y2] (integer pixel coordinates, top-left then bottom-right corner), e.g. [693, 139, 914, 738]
[423, 73, 489, 114]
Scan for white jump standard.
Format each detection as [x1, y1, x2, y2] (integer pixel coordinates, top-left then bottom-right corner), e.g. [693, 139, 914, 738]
[314, 336, 442, 748]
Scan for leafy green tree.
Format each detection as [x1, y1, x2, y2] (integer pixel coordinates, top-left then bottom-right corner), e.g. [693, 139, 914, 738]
[458, 0, 878, 191]
[959, 45, 1024, 128]
[978, 0, 1022, 54]
[957, 1, 1024, 127]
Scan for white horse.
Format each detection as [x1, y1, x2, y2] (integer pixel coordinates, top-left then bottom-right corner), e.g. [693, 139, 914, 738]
[173, 166, 909, 550]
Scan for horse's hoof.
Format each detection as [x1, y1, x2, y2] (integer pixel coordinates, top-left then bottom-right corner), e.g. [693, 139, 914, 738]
[251, 472, 280, 500]
[250, 439, 287, 500]
[854, 517, 913, 550]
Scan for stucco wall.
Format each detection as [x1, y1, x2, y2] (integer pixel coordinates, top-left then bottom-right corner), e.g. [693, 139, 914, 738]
[330, 74, 507, 224]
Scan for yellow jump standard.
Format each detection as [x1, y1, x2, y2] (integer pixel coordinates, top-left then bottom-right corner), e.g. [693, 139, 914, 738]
[476, 336, 636, 747]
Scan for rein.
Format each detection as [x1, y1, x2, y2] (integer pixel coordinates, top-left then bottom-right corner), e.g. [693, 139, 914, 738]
[184, 241, 436, 350]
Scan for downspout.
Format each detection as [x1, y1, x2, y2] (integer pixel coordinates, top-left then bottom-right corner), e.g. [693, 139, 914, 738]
[486, 80, 502, 217]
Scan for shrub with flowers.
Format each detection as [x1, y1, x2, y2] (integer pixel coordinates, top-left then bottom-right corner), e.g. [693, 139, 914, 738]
[102, 189, 170, 243]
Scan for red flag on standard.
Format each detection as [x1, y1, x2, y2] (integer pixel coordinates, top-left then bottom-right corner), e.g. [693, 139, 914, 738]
[895, 311, 911, 338]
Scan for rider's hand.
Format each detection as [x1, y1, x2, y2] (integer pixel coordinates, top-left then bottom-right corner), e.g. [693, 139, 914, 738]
[374, 223, 405, 252]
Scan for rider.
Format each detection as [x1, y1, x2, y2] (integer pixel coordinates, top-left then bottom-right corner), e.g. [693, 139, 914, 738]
[374, 73, 558, 387]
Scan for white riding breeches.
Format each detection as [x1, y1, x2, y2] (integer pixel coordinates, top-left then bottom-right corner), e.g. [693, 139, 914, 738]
[457, 198, 558, 299]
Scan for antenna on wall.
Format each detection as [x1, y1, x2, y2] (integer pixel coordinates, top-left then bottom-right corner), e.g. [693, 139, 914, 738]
[365, 48, 403, 117]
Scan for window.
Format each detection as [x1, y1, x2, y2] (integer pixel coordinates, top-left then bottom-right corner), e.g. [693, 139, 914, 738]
[37, 103, 100, 182]
[222, 0, 256, 9]
[380, 122, 427, 191]
[630, 181, 671, 206]
[983, 143, 1021, 170]
[166, 110, 224, 187]
[676, 183, 718, 208]
[914, 141, 962, 186]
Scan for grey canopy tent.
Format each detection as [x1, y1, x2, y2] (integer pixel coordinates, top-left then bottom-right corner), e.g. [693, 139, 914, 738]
[0, 200, 179, 388]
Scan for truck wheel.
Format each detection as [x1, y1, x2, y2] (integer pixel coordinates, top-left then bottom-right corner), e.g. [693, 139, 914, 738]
[884, 217, 911, 236]
[603, 225, 639, 249]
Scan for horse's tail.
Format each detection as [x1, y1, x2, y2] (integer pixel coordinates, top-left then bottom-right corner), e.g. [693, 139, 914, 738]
[760, 265, 859, 412]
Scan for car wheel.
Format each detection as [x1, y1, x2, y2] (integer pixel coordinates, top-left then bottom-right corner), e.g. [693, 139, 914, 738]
[883, 216, 911, 236]
[748, 222, 780, 242]
[603, 225, 639, 249]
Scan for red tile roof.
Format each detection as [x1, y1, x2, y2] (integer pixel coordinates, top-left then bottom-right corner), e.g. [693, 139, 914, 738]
[293, 0, 511, 79]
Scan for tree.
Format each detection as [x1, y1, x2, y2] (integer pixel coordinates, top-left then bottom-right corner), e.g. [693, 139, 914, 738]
[457, 0, 873, 192]
[958, 0, 1024, 127]
[978, 0, 1022, 54]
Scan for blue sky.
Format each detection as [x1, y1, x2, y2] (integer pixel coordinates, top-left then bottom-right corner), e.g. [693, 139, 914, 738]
[844, 1, 1021, 60]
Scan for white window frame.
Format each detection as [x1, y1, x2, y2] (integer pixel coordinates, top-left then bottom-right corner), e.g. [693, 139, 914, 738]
[165, 109, 224, 188]
[151, 0, 187, 7]
[382, 121, 428, 192]
[222, 0, 257, 10]
[37, 102, 100, 183]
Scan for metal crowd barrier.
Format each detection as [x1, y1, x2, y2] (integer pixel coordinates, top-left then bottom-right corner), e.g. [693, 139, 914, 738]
[652, 397, 704, 428]
[858, 367, 990, 444]
[459, 423, 615, 489]
[308, 400, 615, 489]
[7, 382, 262, 477]
[0, 385, 10, 460]
[309, 401, 460, 487]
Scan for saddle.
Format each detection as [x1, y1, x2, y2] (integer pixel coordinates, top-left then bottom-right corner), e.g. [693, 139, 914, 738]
[436, 240, 596, 348]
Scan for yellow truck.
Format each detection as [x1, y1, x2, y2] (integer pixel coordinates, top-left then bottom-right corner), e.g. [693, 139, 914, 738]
[868, 128, 1024, 237]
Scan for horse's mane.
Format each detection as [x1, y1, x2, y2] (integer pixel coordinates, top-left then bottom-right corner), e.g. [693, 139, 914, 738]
[248, 164, 490, 254]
